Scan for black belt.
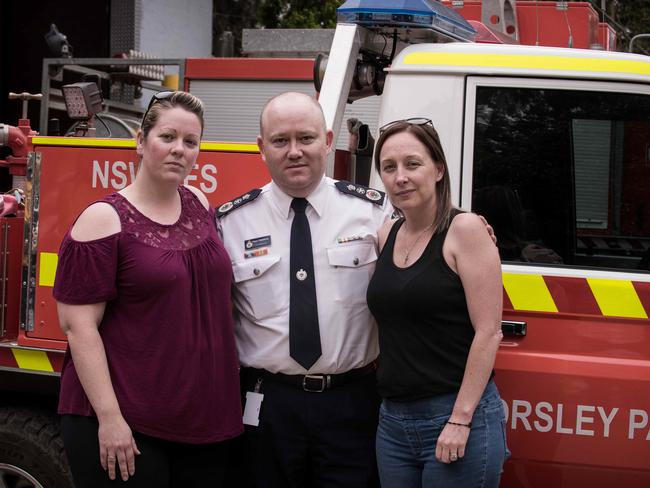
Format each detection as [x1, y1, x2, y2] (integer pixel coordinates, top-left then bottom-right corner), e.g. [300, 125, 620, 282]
[243, 363, 376, 392]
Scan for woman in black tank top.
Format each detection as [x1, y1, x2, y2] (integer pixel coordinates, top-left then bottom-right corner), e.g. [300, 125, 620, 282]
[367, 119, 509, 488]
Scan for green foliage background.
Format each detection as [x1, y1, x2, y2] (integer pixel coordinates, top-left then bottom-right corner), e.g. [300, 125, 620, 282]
[213, 0, 344, 55]
[613, 0, 650, 52]
[258, 0, 343, 28]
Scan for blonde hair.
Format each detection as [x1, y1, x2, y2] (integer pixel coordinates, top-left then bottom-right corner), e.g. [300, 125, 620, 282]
[141, 91, 204, 138]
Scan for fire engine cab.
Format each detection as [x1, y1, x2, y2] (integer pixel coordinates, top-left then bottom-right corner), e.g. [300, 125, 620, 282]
[1, 1, 649, 487]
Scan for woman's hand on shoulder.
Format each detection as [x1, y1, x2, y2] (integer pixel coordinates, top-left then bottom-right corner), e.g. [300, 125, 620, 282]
[446, 212, 500, 270]
[70, 203, 121, 242]
[477, 214, 497, 245]
[377, 217, 399, 252]
[184, 185, 210, 210]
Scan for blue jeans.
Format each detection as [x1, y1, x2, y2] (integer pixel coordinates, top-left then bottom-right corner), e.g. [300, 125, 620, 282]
[376, 381, 509, 488]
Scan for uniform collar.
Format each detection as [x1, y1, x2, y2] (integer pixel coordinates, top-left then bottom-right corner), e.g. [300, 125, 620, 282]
[270, 176, 327, 219]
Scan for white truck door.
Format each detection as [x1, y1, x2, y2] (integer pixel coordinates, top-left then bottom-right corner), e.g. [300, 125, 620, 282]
[462, 74, 650, 487]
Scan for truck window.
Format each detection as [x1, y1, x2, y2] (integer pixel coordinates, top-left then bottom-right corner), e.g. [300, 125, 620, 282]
[471, 86, 650, 271]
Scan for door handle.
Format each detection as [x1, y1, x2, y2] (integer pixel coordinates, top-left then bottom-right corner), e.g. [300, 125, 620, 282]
[501, 320, 526, 337]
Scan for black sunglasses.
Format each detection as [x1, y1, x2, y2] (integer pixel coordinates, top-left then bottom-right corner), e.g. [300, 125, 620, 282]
[379, 117, 433, 135]
[142, 91, 175, 123]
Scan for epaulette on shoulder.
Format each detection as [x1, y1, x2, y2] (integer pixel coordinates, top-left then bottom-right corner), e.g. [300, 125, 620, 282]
[335, 180, 385, 206]
[216, 189, 262, 217]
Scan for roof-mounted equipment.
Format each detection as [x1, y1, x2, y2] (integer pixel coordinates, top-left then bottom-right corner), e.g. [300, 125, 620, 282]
[336, 0, 476, 43]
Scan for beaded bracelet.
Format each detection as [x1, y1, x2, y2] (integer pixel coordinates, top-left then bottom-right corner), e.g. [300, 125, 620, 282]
[446, 420, 472, 429]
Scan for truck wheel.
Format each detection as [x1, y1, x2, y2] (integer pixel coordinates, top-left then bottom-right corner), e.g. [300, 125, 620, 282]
[0, 408, 74, 488]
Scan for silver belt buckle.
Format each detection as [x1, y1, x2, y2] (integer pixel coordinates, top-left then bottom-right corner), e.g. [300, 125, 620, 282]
[302, 374, 329, 392]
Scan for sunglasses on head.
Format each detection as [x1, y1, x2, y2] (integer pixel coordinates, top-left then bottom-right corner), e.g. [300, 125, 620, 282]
[142, 91, 175, 123]
[379, 117, 433, 135]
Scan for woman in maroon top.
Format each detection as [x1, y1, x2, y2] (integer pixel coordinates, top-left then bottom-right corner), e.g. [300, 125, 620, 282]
[53, 91, 242, 487]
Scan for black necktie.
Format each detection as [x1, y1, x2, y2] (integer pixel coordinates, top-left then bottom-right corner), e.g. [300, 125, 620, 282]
[289, 198, 322, 370]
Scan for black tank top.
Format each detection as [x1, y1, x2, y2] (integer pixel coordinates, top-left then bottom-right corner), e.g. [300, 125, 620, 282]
[367, 211, 481, 401]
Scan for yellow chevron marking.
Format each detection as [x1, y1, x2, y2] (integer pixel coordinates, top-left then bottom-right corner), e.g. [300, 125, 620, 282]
[587, 278, 647, 318]
[403, 52, 650, 76]
[39, 252, 59, 287]
[503, 273, 558, 313]
[11, 349, 54, 372]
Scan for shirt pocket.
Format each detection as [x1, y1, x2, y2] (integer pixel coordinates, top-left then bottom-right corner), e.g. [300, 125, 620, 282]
[326, 240, 378, 304]
[232, 255, 283, 319]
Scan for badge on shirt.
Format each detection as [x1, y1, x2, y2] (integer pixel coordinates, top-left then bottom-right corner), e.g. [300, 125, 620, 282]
[334, 180, 386, 206]
[337, 234, 364, 244]
[216, 188, 262, 218]
[245, 235, 272, 250]
[296, 269, 308, 281]
[366, 189, 382, 201]
[244, 248, 269, 259]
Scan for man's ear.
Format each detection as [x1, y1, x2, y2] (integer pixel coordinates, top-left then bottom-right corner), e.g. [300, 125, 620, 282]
[325, 129, 334, 154]
[257, 135, 267, 162]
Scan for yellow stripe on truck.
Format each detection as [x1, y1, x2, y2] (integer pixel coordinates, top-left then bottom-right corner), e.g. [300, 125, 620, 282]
[34, 249, 649, 319]
[587, 278, 648, 318]
[39, 252, 58, 287]
[502, 273, 558, 313]
[31, 137, 259, 152]
[11, 349, 54, 372]
[31, 137, 136, 148]
[200, 142, 259, 152]
[403, 52, 650, 76]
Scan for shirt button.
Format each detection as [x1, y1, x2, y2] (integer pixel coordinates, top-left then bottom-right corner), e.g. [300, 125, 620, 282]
[253, 268, 261, 276]
[353, 257, 359, 266]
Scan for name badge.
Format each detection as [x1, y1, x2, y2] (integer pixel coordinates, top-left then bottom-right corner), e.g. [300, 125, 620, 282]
[245, 235, 272, 250]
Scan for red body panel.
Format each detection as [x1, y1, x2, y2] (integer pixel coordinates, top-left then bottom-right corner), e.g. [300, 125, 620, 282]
[185, 57, 314, 80]
[0, 346, 19, 369]
[599, 22, 617, 51]
[499, 273, 650, 486]
[27, 142, 270, 347]
[442, 1, 607, 50]
[0, 217, 24, 343]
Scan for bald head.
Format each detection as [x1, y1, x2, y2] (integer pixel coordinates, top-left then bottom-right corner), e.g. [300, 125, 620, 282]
[259, 92, 327, 136]
[256, 91, 334, 198]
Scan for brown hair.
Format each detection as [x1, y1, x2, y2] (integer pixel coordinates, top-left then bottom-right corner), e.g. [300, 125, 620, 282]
[374, 121, 453, 232]
[140, 91, 205, 139]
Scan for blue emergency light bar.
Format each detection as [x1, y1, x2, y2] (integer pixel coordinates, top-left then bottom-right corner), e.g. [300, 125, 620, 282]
[337, 0, 476, 42]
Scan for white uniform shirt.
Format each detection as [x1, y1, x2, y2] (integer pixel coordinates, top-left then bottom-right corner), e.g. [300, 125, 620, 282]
[220, 177, 391, 375]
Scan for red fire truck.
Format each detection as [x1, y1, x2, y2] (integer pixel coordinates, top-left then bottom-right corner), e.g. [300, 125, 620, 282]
[1, 1, 649, 487]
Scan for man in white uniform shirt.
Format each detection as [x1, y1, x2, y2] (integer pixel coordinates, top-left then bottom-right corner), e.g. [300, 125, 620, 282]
[218, 92, 389, 487]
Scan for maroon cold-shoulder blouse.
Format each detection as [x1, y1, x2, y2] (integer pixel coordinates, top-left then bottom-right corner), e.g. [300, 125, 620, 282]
[53, 187, 243, 444]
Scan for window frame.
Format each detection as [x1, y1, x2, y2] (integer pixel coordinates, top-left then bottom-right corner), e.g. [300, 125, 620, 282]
[461, 76, 650, 275]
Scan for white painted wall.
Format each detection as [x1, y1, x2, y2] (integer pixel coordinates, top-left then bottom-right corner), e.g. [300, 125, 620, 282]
[140, 0, 212, 58]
